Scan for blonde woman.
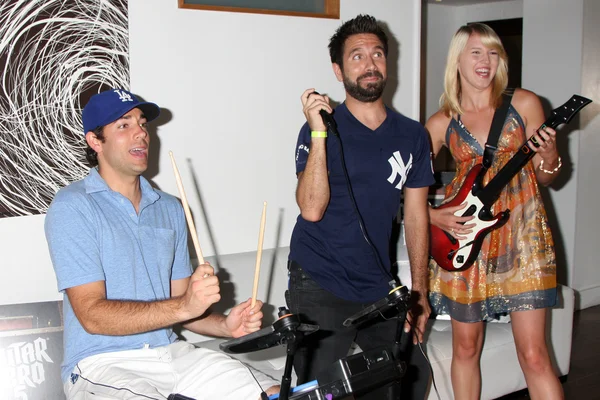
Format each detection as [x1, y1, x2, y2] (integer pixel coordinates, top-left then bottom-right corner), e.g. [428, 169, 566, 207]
[426, 23, 564, 400]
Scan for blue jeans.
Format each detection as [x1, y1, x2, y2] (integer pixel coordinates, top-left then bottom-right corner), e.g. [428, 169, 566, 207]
[286, 260, 430, 400]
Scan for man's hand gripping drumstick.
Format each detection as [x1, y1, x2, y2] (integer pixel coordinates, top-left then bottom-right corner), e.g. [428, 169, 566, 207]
[169, 152, 265, 337]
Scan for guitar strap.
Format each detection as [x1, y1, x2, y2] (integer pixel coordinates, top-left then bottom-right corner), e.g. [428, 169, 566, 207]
[482, 92, 513, 170]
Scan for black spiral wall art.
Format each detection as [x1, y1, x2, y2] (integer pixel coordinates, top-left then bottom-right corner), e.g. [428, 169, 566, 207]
[0, 0, 129, 218]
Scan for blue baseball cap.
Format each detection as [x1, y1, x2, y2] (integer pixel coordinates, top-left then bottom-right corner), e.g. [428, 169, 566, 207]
[82, 88, 161, 134]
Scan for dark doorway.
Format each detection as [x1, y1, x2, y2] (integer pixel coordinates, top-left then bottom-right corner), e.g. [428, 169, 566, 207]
[474, 18, 523, 89]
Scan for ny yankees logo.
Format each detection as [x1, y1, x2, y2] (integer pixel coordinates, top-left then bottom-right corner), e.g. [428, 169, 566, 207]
[114, 89, 133, 102]
[387, 151, 412, 190]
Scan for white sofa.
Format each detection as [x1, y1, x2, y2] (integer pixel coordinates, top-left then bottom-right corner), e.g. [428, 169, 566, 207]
[186, 246, 575, 400]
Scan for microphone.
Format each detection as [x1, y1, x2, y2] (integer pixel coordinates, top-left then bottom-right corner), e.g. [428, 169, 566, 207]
[311, 91, 337, 135]
[319, 109, 335, 129]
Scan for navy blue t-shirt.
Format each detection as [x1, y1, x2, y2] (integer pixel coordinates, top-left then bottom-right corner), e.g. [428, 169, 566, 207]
[289, 102, 434, 303]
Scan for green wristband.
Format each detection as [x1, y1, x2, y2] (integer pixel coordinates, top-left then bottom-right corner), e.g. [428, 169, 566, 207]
[311, 131, 327, 138]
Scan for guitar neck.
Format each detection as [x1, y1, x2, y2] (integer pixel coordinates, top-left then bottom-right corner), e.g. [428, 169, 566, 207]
[476, 94, 591, 206]
[478, 115, 560, 205]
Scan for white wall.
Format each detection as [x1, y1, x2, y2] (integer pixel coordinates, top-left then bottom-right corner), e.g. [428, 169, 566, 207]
[0, 0, 422, 305]
[521, 0, 586, 300]
[424, 0, 523, 120]
[572, 0, 600, 309]
[0, 215, 61, 305]
[128, 0, 422, 257]
[423, 4, 459, 122]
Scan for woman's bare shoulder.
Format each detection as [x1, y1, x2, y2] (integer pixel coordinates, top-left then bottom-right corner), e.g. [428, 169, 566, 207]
[511, 88, 544, 127]
[425, 110, 452, 137]
[511, 88, 543, 111]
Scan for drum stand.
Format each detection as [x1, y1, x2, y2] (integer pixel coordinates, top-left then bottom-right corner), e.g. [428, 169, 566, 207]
[219, 307, 318, 400]
[220, 287, 410, 400]
[273, 310, 308, 400]
[341, 286, 411, 400]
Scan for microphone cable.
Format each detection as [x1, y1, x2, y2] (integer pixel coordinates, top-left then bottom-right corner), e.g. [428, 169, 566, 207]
[404, 317, 442, 400]
[322, 105, 441, 397]
[318, 107, 398, 288]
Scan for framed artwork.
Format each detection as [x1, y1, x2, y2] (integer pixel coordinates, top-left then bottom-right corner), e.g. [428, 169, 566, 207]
[178, 0, 339, 19]
[0, 0, 130, 218]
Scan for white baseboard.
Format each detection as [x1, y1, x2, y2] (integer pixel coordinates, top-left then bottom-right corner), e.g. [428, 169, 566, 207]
[575, 284, 600, 310]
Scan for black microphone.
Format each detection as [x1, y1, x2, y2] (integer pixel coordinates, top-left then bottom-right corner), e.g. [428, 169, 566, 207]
[319, 109, 335, 129]
[311, 91, 337, 135]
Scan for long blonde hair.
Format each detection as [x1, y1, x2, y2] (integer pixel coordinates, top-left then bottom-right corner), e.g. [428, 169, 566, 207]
[440, 23, 509, 117]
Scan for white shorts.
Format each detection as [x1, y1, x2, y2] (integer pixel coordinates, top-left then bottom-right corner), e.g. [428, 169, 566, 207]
[64, 341, 279, 400]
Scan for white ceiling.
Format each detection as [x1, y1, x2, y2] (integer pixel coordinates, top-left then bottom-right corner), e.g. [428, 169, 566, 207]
[426, 0, 516, 5]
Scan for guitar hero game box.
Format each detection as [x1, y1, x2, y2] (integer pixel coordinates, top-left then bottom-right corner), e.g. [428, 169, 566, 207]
[0, 301, 64, 400]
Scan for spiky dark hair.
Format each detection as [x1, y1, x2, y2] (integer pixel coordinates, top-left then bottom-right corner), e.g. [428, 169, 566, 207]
[328, 14, 388, 68]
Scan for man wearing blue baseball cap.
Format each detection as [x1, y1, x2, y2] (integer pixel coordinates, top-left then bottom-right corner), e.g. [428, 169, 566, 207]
[45, 88, 280, 400]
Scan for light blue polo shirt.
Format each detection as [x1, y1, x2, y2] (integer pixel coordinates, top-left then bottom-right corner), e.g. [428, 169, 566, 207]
[44, 168, 192, 383]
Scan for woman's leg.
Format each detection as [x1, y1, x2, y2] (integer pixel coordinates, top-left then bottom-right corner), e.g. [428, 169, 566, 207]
[510, 309, 564, 400]
[450, 319, 485, 400]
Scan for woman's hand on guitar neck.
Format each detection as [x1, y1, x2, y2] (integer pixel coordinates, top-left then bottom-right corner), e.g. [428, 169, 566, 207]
[429, 202, 476, 240]
[531, 126, 561, 186]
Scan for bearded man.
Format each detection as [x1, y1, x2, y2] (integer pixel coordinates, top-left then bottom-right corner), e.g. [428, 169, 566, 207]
[286, 14, 435, 400]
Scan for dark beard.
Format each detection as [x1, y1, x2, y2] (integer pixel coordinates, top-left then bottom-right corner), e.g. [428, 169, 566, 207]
[343, 71, 386, 103]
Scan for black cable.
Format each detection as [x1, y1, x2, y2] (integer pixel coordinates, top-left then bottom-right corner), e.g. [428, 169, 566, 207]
[74, 364, 163, 400]
[404, 317, 442, 400]
[319, 108, 397, 285]
[374, 309, 440, 399]
[317, 97, 436, 398]
[76, 356, 272, 400]
[229, 357, 270, 399]
[246, 363, 269, 399]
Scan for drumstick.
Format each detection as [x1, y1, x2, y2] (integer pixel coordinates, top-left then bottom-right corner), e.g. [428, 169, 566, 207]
[169, 151, 205, 265]
[251, 201, 267, 308]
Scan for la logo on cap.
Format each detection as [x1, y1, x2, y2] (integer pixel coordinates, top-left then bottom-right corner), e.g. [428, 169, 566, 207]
[114, 89, 133, 103]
